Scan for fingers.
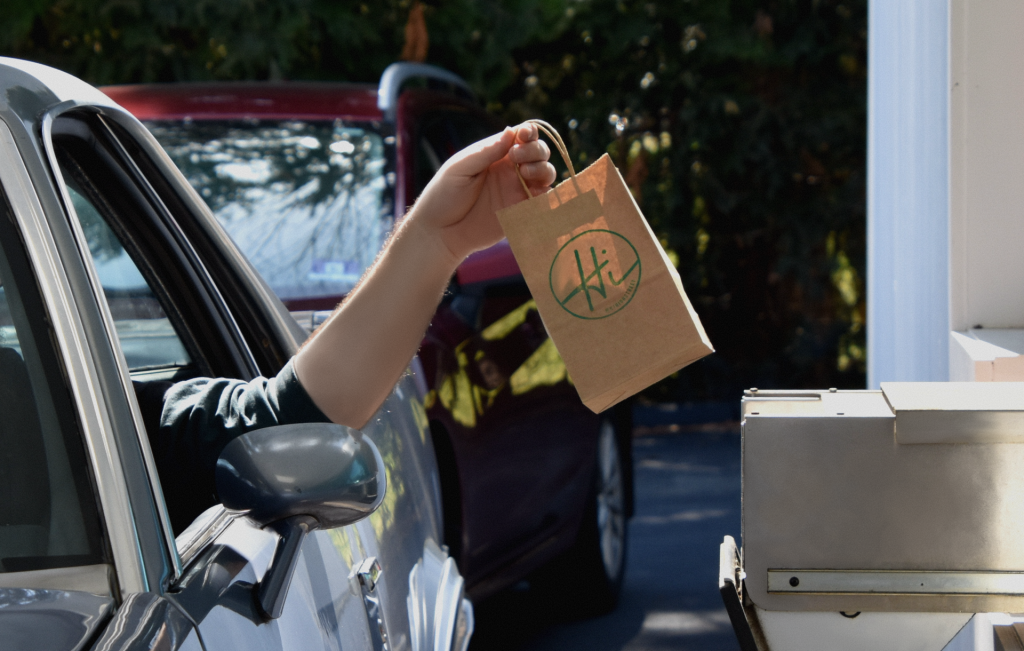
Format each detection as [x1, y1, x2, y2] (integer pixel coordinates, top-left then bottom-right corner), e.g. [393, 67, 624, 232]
[443, 122, 553, 195]
[514, 122, 539, 144]
[517, 161, 556, 187]
[446, 127, 516, 176]
[511, 129, 555, 189]
[508, 138, 550, 166]
[511, 123, 558, 192]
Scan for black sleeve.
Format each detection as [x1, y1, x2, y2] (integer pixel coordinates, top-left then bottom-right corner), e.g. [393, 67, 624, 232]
[149, 359, 331, 533]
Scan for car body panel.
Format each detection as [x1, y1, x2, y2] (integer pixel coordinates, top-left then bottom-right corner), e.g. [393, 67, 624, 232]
[0, 588, 115, 651]
[0, 57, 465, 651]
[90, 592, 201, 651]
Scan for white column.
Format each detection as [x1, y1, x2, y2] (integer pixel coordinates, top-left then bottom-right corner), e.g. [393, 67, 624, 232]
[867, 0, 950, 387]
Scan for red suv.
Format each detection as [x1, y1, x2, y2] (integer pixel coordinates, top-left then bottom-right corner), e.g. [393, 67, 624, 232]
[104, 63, 634, 610]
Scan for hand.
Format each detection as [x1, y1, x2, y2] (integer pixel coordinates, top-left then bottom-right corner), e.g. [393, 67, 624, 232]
[408, 122, 556, 264]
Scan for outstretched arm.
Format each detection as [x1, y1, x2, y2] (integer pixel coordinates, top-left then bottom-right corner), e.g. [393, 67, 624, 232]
[292, 123, 555, 428]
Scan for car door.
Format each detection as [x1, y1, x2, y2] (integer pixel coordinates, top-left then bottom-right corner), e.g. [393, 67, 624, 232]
[400, 97, 600, 590]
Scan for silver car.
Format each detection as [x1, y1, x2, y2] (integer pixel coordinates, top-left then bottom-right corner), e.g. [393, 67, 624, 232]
[0, 57, 471, 651]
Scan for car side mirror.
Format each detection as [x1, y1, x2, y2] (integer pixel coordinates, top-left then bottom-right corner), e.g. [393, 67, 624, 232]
[215, 423, 386, 619]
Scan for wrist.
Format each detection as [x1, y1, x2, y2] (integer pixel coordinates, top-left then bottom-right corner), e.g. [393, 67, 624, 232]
[398, 208, 463, 277]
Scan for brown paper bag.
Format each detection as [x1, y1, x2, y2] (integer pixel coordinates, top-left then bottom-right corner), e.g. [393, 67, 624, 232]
[497, 121, 713, 413]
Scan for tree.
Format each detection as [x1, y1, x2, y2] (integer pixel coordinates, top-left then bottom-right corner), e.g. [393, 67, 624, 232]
[1, 0, 867, 399]
[487, 0, 869, 399]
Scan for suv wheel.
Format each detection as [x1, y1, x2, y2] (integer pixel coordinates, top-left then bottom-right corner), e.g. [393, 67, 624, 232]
[536, 417, 628, 617]
[594, 418, 627, 588]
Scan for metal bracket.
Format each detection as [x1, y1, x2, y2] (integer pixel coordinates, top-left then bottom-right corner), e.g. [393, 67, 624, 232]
[354, 556, 383, 593]
[719, 536, 768, 651]
[257, 515, 316, 620]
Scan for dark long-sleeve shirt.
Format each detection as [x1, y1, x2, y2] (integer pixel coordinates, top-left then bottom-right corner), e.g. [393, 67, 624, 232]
[136, 359, 331, 533]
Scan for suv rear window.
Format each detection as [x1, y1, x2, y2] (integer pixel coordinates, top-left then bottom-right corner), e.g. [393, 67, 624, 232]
[148, 120, 394, 308]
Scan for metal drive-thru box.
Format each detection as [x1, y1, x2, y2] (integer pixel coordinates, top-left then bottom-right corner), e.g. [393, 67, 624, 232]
[722, 383, 1024, 651]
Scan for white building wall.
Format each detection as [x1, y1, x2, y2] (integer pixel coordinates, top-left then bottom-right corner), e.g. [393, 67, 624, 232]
[949, 0, 1024, 332]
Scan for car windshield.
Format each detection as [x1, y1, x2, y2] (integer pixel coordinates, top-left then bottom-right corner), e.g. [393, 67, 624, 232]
[148, 119, 394, 307]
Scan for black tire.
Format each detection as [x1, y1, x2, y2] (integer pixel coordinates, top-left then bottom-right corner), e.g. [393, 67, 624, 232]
[537, 416, 629, 618]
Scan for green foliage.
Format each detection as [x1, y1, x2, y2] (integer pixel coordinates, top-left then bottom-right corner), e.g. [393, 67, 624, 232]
[0, 0, 555, 86]
[1, 0, 867, 399]
[494, 0, 867, 399]
[2, 0, 395, 83]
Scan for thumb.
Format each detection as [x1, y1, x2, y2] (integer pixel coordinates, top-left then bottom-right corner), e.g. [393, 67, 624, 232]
[446, 127, 516, 177]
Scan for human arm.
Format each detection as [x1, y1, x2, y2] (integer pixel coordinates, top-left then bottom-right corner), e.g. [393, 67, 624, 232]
[292, 123, 556, 428]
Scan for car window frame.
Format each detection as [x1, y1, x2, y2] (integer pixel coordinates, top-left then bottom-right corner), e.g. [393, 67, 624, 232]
[49, 112, 261, 381]
[40, 103, 300, 582]
[45, 106, 235, 590]
[0, 114, 137, 595]
[42, 104, 278, 589]
[61, 179, 197, 378]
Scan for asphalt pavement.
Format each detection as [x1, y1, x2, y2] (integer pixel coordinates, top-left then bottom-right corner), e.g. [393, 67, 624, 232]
[469, 423, 742, 651]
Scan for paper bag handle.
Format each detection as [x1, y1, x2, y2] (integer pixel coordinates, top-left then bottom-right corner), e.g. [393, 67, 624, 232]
[514, 119, 577, 198]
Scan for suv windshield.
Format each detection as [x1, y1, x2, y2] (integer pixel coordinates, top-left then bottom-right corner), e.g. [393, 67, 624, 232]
[148, 119, 394, 307]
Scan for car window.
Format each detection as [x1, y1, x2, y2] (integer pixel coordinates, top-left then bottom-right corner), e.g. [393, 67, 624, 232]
[51, 111, 263, 383]
[64, 182, 191, 374]
[0, 192, 107, 575]
[148, 119, 395, 310]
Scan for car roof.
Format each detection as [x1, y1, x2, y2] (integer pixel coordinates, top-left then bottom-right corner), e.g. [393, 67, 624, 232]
[101, 82, 382, 122]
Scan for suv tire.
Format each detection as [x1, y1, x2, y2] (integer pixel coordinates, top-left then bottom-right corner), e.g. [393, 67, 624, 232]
[537, 416, 628, 618]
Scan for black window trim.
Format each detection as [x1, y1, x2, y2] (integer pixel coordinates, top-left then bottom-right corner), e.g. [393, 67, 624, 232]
[51, 112, 260, 381]
[99, 114, 262, 378]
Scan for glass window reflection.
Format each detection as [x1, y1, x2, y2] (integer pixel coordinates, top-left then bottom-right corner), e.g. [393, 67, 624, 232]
[148, 120, 393, 304]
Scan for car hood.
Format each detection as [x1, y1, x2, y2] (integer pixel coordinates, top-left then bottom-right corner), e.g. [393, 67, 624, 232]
[0, 588, 113, 651]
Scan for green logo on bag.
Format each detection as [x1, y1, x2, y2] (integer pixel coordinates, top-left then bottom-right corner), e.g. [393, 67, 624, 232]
[549, 229, 641, 320]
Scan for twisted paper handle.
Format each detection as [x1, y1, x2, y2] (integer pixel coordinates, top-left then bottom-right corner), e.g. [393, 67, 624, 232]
[515, 119, 576, 198]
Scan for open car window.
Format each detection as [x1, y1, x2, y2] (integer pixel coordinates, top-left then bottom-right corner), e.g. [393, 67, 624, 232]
[50, 112, 260, 383]
[63, 182, 192, 376]
[0, 190, 107, 580]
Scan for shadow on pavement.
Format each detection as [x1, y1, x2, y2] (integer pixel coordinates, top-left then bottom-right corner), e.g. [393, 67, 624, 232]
[469, 582, 646, 651]
[469, 426, 742, 651]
